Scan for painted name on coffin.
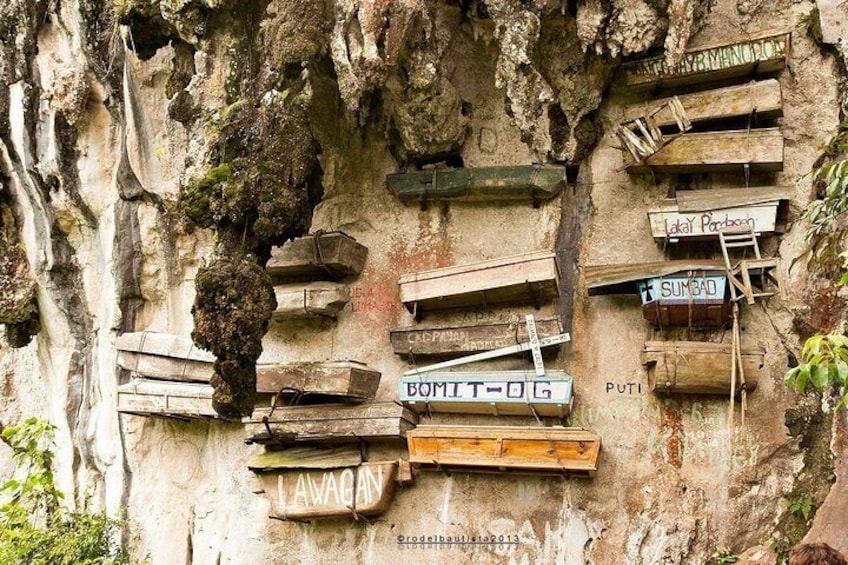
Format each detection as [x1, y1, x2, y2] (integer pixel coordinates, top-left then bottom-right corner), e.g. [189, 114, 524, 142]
[401, 378, 571, 403]
[662, 212, 757, 237]
[637, 276, 727, 305]
[278, 465, 385, 509]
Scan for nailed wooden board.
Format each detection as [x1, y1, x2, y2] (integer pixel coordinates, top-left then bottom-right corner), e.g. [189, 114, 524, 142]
[620, 30, 790, 90]
[256, 461, 398, 520]
[407, 425, 600, 476]
[390, 317, 563, 357]
[398, 252, 560, 315]
[273, 282, 350, 319]
[399, 371, 574, 417]
[674, 186, 791, 212]
[623, 79, 783, 128]
[116, 332, 215, 363]
[649, 202, 781, 240]
[626, 128, 784, 174]
[266, 232, 368, 281]
[117, 351, 212, 383]
[244, 402, 419, 445]
[247, 445, 363, 471]
[642, 341, 763, 394]
[386, 165, 566, 203]
[256, 361, 380, 400]
[117, 379, 219, 420]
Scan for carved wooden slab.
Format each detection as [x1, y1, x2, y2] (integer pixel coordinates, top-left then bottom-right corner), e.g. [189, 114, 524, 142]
[117, 379, 220, 420]
[398, 252, 560, 316]
[407, 425, 601, 477]
[273, 282, 350, 318]
[390, 317, 563, 357]
[116, 332, 214, 382]
[256, 361, 380, 401]
[642, 341, 763, 395]
[266, 232, 368, 281]
[386, 165, 566, 204]
[620, 31, 790, 90]
[399, 371, 574, 417]
[244, 401, 419, 445]
[626, 128, 784, 174]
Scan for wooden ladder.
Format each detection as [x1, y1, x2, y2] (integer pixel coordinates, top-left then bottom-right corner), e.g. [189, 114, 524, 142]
[718, 226, 779, 305]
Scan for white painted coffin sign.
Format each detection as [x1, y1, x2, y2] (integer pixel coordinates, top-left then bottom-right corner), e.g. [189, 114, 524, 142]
[637, 276, 727, 305]
[399, 371, 574, 417]
[648, 202, 780, 241]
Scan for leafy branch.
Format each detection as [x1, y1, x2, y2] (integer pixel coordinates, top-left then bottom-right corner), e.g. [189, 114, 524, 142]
[784, 333, 848, 409]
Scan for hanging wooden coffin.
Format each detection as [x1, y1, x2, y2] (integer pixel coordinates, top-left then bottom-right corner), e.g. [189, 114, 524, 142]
[116, 332, 214, 383]
[407, 425, 601, 477]
[647, 187, 790, 242]
[642, 341, 763, 395]
[399, 252, 560, 317]
[117, 379, 220, 420]
[620, 30, 790, 90]
[386, 165, 566, 204]
[256, 361, 380, 402]
[266, 232, 368, 281]
[399, 371, 573, 417]
[248, 446, 401, 521]
[626, 128, 784, 174]
[244, 401, 419, 445]
[273, 282, 350, 319]
[638, 274, 731, 328]
[390, 317, 563, 357]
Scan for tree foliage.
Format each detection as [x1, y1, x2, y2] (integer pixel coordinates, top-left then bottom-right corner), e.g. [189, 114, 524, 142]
[784, 334, 848, 409]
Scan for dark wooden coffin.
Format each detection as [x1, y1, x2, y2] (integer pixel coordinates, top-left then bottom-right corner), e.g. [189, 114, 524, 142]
[642, 341, 763, 395]
[256, 361, 380, 402]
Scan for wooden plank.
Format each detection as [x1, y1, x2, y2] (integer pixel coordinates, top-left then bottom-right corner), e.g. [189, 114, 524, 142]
[626, 128, 784, 174]
[117, 351, 212, 383]
[407, 425, 601, 476]
[649, 202, 780, 240]
[386, 165, 566, 203]
[256, 361, 380, 400]
[642, 341, 763, 395]
[117, 379, 218, 419]
[398, 252, 559, 314]
[620, 30, 790, 90]
[256, 461, 398, 520]
[273, 282, 350, 319]
[674, 186, 791, 212]
[399, 371, 574, 417]
[116, 332, 215, 363]
[244, 402, 419, 445]
[584, 260, 727, 295]
[623, 80, 783, 128]
[390, 317, 563, 357]
[247, 445, 362, 471]
[266, 232, 368, 281]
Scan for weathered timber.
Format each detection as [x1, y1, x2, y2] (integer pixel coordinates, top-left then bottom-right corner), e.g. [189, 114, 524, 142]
[256, 361, 380, 401]
[273, 282, 350, 318]
[616, 96, 692, 162]
[390, 317, 563, 357]
[266, 232, 368, 281]
[642, 341, 763, 395]
[117, 351, 212, 383]
[407, 425, 601, 476]
[624, 79, 783, 128]
[399, 251, 560, 316]
[244, 402, 419, 445]
[620, 30, 790, 90]
[626, 128, 784, 174]
[116, 331, 215, 362]
[386, 165, 566, 204]
[248, 445, 362, 471]
[399, 371, 574, 417]
[648, 187, 790, 241]
[585, 260, 728, 295]
[254, 460, 399, 521]
[117, 379, 221, 420]
[639, 274, 731, 328]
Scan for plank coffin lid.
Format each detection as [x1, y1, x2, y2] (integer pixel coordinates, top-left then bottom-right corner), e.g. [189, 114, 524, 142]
[117, 379, 221, 420]
[623, 80, 783, 129]
[399, 371, 574, 417]
[584, 260, 728, 296]
[244, 401, 419, 445]
[648, 187, 791, 241]
[407, 425, 600, 476]
[642, 341, 764, 395]
[620, 30, 790, 90]
[256, 361, 380, 401]
[266, 232, 368, 281]
[398, 251, 560, 315]
[390, 317, 563, 357]
[272, 282, 350, 318]
[116, 332, 214, 383]
[248, 446, 399, 520]
[626, 128, 784, 174]
[386, 165, 566, 203]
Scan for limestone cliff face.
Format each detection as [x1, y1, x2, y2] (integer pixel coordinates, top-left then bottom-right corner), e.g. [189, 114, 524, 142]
[0, 0, 846, 563]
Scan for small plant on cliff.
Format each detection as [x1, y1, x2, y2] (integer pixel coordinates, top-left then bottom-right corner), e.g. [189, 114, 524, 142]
[784, 495, 814, 521]
[0, 417, 137, 565]
[784, 333, 848, 409]
[708, 547, 739, 565]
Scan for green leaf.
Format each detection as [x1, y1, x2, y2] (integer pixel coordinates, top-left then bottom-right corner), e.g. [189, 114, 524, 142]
[796, 366, 810, 394]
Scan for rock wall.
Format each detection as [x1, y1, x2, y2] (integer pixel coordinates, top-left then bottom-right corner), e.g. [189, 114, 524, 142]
[0, 0, 846, 563]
